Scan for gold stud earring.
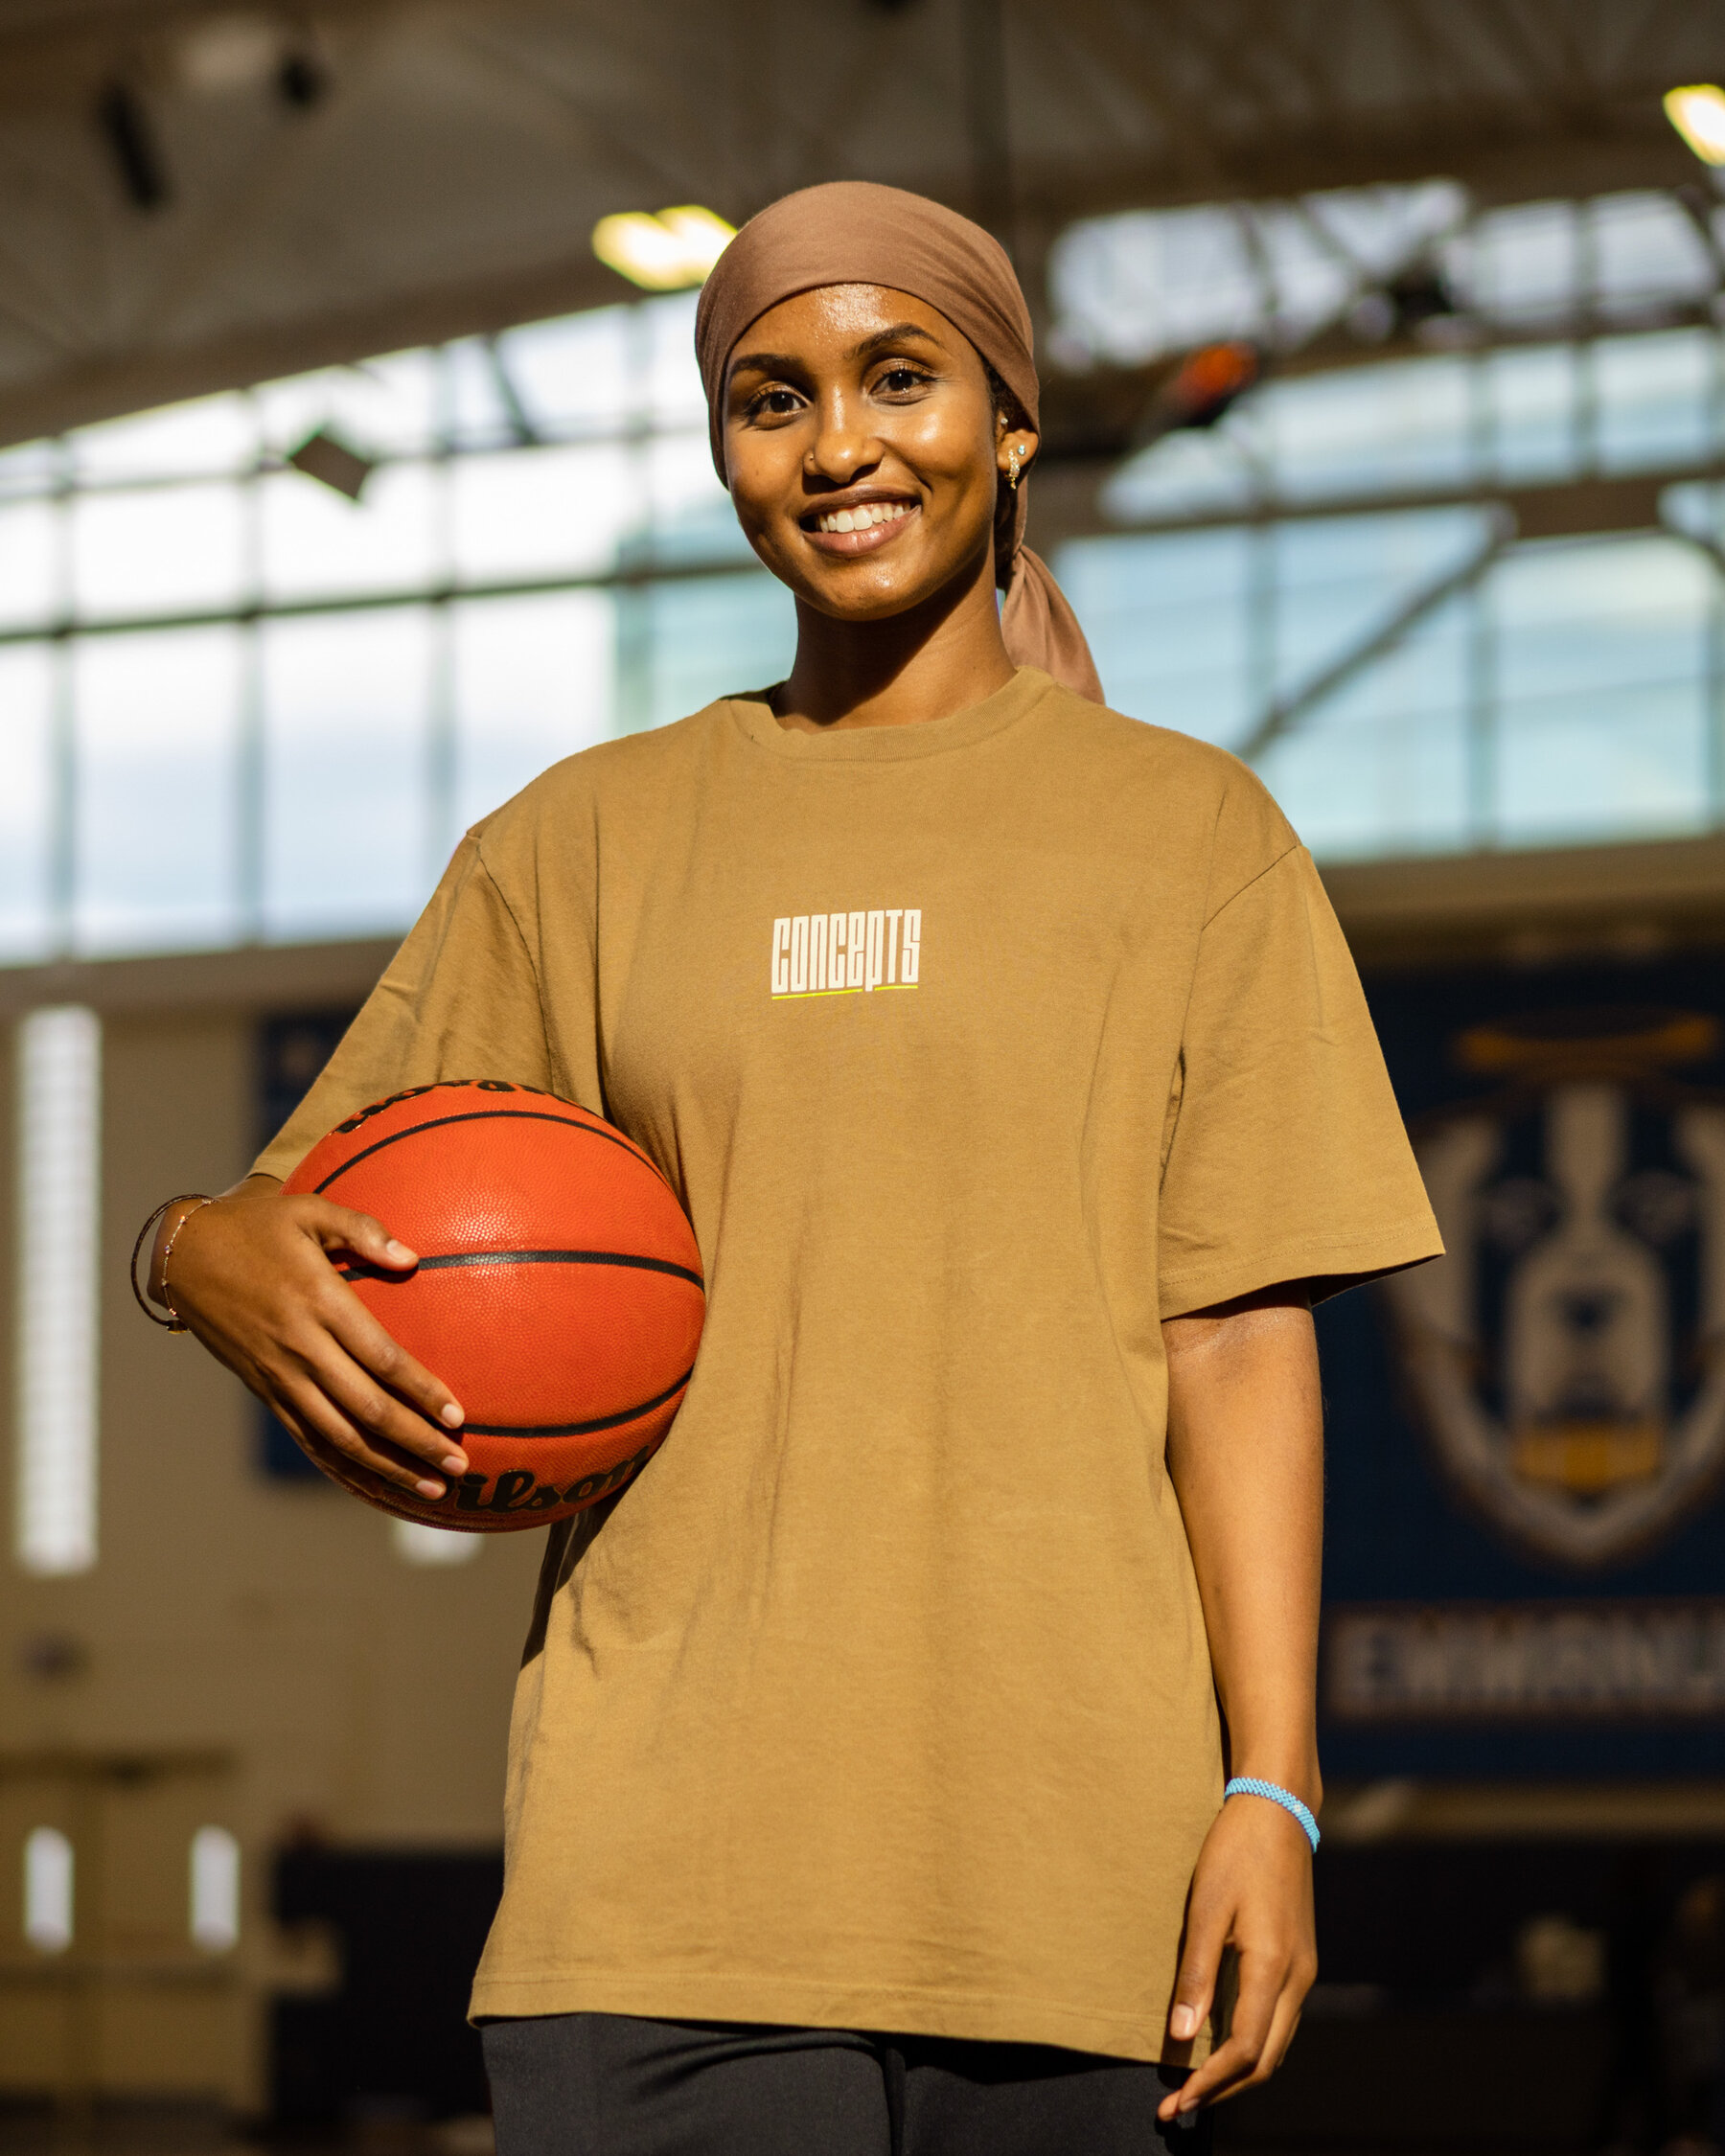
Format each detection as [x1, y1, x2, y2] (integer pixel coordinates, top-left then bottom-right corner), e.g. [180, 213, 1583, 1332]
[1005, 448, 1022, 493]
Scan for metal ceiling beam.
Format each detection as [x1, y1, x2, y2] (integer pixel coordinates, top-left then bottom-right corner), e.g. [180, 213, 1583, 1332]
[0, 247, 629, 449]
[0, 0, 1722, 448]
[0, 155, 1713, 458]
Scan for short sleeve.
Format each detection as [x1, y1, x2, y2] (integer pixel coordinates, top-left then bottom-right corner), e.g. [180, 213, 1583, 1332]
[1157, 844, 1441, 1317]
[252, 832, 557, 1181]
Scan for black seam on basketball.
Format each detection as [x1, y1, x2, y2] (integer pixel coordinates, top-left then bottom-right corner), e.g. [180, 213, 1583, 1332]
[310, 1109, 662, 1195]
[460, 1367, 694, 1438]
[337, 1249, 703, 1289]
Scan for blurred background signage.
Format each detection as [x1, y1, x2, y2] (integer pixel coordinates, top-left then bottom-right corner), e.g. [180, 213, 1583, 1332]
[1324, 962, 1725, 1777]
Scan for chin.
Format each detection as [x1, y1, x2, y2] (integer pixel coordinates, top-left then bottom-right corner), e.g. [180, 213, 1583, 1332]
[794, 546, 953, 620]
[803, 576, 934, 623]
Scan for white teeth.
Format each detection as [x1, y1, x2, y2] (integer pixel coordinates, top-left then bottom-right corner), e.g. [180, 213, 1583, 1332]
[816, 501, 912, 535]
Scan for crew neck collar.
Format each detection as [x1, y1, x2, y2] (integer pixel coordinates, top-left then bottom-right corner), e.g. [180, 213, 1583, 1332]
[726, 666, 1057, 762]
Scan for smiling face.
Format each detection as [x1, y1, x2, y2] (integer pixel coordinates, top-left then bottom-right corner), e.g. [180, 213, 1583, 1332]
[722, 284, 1037, 625]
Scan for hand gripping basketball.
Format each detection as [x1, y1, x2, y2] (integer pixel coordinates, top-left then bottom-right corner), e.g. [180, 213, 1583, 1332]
[280, 1082, 705, 1530]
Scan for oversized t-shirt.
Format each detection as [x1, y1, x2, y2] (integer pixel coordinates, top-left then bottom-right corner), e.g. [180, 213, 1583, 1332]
[256, 665, 1440, 2063]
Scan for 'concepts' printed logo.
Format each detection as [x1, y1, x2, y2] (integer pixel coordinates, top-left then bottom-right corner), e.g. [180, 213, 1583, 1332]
[771, 908, 921, 998]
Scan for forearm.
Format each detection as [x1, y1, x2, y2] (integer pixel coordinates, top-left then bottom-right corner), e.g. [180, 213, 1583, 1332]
[1163, 1288, 1323, 1809]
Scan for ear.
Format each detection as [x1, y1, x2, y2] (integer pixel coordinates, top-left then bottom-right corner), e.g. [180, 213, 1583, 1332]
[996, 427, 1041, 480]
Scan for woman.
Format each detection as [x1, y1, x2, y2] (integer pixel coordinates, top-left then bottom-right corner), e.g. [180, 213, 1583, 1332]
[149, 183, 1440, 2154]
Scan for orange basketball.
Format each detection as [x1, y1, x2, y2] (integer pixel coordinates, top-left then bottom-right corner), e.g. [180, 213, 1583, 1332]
[281, 1080, 703, 1531]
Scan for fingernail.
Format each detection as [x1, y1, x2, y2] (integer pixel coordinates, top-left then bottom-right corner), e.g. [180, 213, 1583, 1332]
[441, 1453, 468, 1475]
[385, 1240, 415, 1264]
[415, 1478, 446, 1499]
[1170, 2007, 1197, 2039]
[441, 1402, 465, 1428]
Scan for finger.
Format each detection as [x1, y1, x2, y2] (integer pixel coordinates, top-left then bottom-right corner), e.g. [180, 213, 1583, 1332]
[318, 1285, 467, 1437]
[1163, 1946, 1283, 2116]
[261, 1399, 350, 1495]
[277, 1371, 452, 1500]
[306, 1201, 420, 1271]
[256, 1391, 311, 1451]
[289, 1411, 442, 1506]
[222, 1327, 450, 1498]
[1165, 1892, 1230, 2047]
[312, 1347, 469, 1478]
[1242, 1987, 1305, 2090]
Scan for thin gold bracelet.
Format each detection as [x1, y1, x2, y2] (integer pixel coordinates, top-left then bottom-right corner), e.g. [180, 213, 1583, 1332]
[129, 1194, 213, 1333]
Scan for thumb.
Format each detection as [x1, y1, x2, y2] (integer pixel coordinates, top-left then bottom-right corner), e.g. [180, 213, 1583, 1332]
[1168, 1893, 1229, 2043]
[308, 1202, 417, 1270]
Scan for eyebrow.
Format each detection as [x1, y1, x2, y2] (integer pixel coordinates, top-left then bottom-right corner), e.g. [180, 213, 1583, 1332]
[845, 323, 944, 360]
[727, 323, 945, 381]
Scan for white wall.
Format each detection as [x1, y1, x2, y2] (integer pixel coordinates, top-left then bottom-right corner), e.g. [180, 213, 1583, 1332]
[0, 952, 542, 2104]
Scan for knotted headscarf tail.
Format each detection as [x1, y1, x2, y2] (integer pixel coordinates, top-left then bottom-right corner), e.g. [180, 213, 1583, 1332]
[694, 179, 1106, 704]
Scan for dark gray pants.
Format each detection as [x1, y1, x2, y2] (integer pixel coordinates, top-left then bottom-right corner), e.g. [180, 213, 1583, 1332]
[482, 2013, 1210, 2156]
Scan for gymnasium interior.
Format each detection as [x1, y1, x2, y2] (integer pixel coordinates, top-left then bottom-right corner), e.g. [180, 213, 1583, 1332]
[10, 0, 1725, 2148]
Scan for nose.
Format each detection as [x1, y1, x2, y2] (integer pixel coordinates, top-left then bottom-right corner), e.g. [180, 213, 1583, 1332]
[805, 386, 883, 486]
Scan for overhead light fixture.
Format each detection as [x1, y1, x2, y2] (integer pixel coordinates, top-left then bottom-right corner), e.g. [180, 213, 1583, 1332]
[97, 80, 170, 210]
[177, 15, 330, 108]
[287, 426, 374, 500]
[1666, 84, 1725, 166]
[591, 205, 736, 290]
[178, 14, 281, 93]
[1156, 341, 1260, 432]
[276, 47, 328, 108]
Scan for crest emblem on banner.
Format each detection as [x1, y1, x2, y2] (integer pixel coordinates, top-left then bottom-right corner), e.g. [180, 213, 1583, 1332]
[1385, 1009, 1725, 1567]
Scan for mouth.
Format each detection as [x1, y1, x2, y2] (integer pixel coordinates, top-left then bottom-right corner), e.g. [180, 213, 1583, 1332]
[799, 495, 920, 557]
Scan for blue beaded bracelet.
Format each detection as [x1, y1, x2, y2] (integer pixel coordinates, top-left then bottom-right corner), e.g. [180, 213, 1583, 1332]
[1224, 1777, 1320, 1851]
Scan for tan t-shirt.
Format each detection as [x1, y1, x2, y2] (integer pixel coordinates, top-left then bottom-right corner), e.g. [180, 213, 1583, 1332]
[257, 666, 1440, 2063]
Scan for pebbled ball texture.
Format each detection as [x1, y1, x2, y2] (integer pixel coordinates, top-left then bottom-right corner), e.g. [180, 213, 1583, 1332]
[280, 1080, 704, 1531]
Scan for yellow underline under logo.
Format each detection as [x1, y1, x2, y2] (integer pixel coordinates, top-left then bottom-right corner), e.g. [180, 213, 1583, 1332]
[771, 984, 919, 998]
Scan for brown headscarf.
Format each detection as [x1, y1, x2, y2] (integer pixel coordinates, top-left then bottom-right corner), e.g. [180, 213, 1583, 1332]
[694, 180, 1106, 703]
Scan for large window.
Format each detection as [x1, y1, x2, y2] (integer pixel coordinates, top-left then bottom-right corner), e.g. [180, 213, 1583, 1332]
[1062, 325, 1725, 859]
[5, 193, 1725, 962]
[0, 294, 795, 963]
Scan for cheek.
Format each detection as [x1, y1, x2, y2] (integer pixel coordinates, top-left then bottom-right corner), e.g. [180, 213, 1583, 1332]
[892, 409, 997, 497]
[722, 434, 795, 531]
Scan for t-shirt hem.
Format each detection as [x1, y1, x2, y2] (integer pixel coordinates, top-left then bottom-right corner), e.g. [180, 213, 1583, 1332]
[467, 1966, 1208, 2066]
[1158, 1214, 1443, 1318]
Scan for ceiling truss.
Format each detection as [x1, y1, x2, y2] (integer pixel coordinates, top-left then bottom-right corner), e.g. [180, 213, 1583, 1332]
[1, 0, 1724, 447]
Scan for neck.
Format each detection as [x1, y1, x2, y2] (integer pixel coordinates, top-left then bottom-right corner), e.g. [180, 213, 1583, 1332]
[772, 540, 1017, 731]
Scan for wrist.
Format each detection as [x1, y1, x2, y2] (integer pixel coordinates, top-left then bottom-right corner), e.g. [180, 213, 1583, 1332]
[148, 1198, 205, 1301]
[149, 1196, 218, 1319]
[1228, 1755, 1322, 1816]
[1225, 1774, 1322, 1852]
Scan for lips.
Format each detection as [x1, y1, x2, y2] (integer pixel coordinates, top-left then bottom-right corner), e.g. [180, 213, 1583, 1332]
[813, 500, 912, 536]
[800, 496, 921, 558]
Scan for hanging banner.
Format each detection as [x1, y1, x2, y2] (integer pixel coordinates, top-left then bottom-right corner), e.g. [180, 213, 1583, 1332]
[1322, 955, 1725, 1778]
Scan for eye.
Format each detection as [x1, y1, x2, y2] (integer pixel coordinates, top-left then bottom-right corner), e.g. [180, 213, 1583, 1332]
[745, 386, 803, 421]
[876, 364, 932, 396]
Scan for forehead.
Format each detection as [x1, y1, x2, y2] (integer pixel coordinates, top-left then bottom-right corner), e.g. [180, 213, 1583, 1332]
[728, 285, 962, 369]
